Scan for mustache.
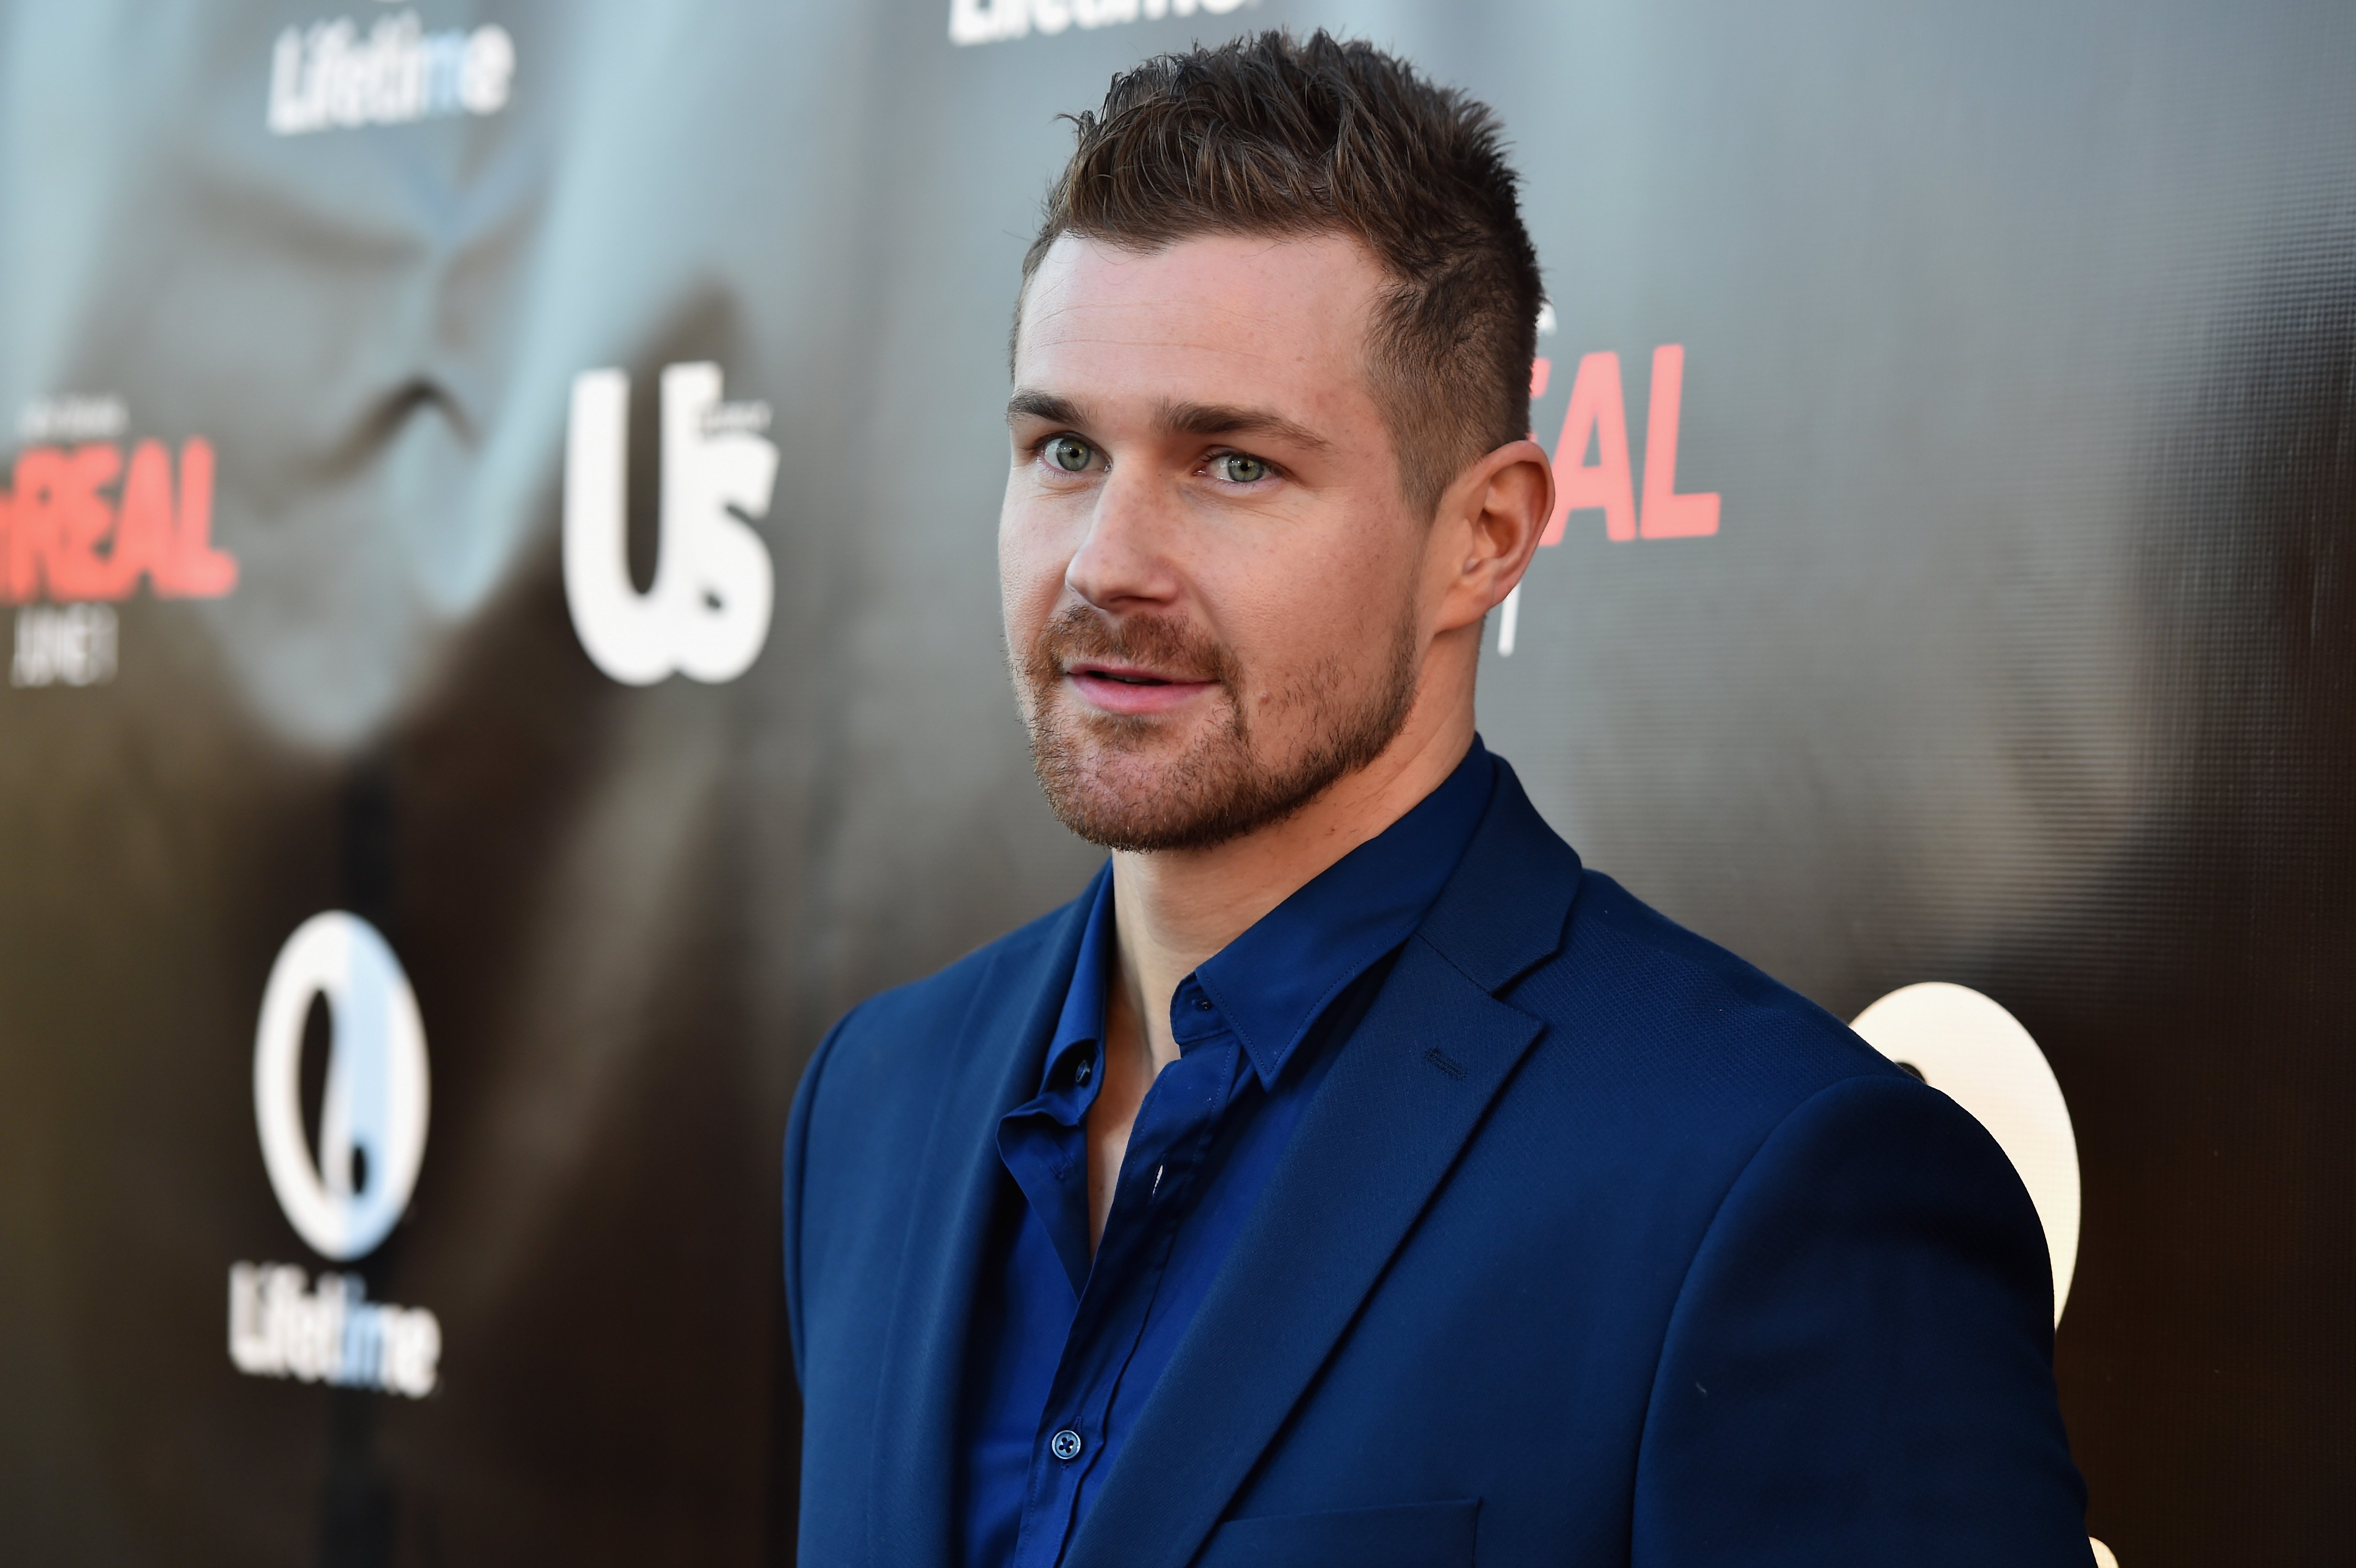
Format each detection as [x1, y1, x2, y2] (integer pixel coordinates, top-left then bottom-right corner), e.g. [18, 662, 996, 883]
[1028, 604, 1241, 689]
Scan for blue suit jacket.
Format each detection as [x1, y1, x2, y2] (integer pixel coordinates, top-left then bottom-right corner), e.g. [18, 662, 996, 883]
[785, 762, 2091, 1567]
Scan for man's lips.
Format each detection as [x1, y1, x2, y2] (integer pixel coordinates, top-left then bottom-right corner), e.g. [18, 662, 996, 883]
[1063, 661, 1220, 716]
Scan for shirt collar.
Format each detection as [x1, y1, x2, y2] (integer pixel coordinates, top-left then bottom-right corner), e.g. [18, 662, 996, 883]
[1039, 738, 1498, 1097]
[1196, 738, 1496, 1089]
[1041, 866, 1119, 1099]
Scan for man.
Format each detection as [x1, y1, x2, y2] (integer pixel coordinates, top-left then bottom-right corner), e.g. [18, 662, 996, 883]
[786, 31, 2091, 1568]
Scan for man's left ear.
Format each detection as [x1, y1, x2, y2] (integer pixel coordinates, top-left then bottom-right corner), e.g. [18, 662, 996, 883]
[1434, 438, 1553, 632]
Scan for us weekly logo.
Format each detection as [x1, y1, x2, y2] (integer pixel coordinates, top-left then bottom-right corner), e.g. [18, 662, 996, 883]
[0, 396, 238, 688]
[230, 914, 441, 1399]
[563, 363, 779, 685]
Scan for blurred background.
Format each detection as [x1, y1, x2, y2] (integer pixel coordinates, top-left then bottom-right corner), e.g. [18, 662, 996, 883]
[0, 1, 2348, 1562]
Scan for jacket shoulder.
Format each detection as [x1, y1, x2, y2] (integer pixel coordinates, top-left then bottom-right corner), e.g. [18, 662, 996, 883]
[1513, 866, 1908, 1115]
[1496, 863, 2051, 1333]
[810, 891, 1082, 1094]
[783, 888, 1089, 1379]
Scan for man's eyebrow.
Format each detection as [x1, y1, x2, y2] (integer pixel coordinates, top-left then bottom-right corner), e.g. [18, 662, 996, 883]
[1004, 391, 1334, 455]
[1159, 401, 1333, 453]
[1007, 389, 1087, 427]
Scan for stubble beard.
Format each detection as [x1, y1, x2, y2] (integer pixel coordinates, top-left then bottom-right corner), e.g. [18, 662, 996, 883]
[1017, 600, 1423, 853]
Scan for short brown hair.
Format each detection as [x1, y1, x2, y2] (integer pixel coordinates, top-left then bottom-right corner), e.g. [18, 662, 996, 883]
[1020, 30, 1543, 516]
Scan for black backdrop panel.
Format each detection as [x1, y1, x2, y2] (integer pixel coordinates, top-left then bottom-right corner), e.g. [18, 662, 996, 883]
[0, 2, 2348, 1564]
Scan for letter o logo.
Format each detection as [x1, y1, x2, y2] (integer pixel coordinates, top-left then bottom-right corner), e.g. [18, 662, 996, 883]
[1851, 982, 2081, 1324]
[253, 913, 430, 1262]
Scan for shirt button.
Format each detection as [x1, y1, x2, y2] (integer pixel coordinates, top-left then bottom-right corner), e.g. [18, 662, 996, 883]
[1073, 1059, 1093, 1087]
[1050, 1428, 1084, 1462]
[1193, 996, 1213, 1012]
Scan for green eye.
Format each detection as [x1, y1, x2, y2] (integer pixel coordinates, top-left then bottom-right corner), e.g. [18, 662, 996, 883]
[1048, 436, 1094, 473]
[1217, 454, 1269, 483]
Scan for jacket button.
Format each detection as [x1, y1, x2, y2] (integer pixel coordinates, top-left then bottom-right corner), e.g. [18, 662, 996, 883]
[1049, 1428, 1084, 1462]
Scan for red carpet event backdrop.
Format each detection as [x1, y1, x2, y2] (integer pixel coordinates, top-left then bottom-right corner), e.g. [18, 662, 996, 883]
[0, 2, 2349, 1564]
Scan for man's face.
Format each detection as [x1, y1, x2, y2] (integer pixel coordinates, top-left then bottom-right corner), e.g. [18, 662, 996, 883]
[1001, 232, 1434, 852]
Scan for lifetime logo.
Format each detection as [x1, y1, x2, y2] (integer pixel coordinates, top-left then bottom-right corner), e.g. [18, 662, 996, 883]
[1848, 982, 2117, 1568]
[564, 363, 780, 686]
[1848, 983, 2080, 1327]
[231, 912, 441, 1399]
[268, 11, 516, 136]
[949, 0, 1247, 48]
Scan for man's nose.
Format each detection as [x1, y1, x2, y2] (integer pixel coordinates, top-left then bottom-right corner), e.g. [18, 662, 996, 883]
[1063, 467, 1180, 613]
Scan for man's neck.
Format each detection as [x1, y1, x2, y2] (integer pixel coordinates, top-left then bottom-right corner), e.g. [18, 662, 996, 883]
[1107, 701, 1475, 1070]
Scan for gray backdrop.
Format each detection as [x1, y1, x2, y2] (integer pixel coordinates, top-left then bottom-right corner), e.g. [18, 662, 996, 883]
[0, 1, 2349, 1563]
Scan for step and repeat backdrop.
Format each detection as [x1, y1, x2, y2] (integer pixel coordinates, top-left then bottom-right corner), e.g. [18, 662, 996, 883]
[1, 1, 2349, 1563]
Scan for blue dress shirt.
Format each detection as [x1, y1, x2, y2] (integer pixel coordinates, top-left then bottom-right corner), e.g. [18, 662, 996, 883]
[956, 740, 1499, 1568]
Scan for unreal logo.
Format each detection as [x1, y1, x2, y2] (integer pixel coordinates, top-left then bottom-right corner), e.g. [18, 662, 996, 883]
[3, 395, 239, 687]
[563, 363, 780, 686]
[1497, 327, 1721, 658]
[229, 913, 441, 1399]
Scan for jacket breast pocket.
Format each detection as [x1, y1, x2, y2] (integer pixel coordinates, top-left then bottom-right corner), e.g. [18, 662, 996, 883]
[1192, 1499, 1480, 1568]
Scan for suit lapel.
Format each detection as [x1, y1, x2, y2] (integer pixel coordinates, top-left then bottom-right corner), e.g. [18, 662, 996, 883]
[1062, 766, 1583, 1568]
[863, 880, 1101, 1568]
